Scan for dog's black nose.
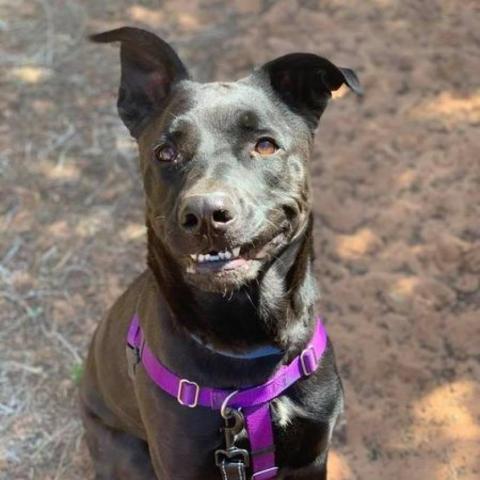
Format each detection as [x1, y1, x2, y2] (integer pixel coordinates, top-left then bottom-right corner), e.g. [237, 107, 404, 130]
[179, 193, 237, 234]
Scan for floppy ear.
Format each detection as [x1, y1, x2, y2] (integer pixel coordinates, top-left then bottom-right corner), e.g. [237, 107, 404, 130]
[259, 53, 362, 128]
[90, 27, 189, 137]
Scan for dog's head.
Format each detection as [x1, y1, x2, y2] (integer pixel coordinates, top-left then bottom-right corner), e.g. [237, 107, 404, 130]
[92, 27, 362, 293]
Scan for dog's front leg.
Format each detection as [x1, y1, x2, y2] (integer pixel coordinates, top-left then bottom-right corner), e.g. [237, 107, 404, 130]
[81, 401, 157, 480]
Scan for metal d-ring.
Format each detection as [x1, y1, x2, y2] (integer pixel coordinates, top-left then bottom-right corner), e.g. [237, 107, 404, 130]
[218, 389, 248, 460]
[220, 390, 240, 420]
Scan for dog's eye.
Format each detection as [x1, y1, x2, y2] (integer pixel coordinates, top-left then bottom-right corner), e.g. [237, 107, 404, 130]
[254, 138, 278, 156]
[153, 144, 178, 163]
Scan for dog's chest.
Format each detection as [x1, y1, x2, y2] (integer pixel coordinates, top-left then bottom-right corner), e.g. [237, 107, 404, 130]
[138, 372, 338, 479]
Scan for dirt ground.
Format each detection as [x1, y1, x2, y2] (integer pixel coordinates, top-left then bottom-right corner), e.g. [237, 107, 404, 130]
[1, 0, 479, 479]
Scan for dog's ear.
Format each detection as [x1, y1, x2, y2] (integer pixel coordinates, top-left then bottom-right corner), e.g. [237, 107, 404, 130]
[258, 53, 362, 128]
[90, 27, 189, 137]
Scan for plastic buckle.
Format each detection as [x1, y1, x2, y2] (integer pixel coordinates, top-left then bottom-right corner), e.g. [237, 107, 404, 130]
[216, 452, 249, 480]
[300, 346, 318, 376]
[215, 446, 250, 468]
[177, 379, 200, 408]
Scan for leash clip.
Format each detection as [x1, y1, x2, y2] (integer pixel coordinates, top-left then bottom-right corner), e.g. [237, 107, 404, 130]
[215, 408, 250, 479]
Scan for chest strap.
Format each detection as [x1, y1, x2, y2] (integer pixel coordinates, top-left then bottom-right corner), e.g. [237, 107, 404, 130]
[126, 315, 327, 480]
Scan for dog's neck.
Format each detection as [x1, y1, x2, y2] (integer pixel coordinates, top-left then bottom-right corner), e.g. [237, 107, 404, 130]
[145, 216, 316, 353]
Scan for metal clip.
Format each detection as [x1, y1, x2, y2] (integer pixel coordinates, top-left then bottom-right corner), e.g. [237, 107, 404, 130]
[215, 408, 250, 479]
[126, 344, 140, 380]
[223, 408, 246, 451]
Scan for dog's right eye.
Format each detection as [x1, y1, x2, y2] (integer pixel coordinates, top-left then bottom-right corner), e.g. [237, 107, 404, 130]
[254, 138, 279, 156]
[153, 144, 178, 163]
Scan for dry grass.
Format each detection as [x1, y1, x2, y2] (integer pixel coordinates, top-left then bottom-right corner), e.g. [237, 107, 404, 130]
[1, 1, 479, 479]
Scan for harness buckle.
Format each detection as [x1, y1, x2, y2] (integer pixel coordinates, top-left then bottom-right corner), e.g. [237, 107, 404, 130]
[177, 379, 200, 408]
[215, 447, 250, 469]
[215, 447, 250, 480]
[126, 344, 141, 380]
[300, 345, 318, 376]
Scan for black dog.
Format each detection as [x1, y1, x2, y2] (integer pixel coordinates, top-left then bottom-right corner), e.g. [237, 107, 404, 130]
[80, 27, 362, 480]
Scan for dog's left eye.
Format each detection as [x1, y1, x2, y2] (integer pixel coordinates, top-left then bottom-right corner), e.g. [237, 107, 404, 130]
[254, 138, 279, 156]
[153, 144, 178, 163]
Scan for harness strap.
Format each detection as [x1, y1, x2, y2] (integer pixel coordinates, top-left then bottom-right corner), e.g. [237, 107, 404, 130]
[244, 404, 277, 480]
[127, 315, 327, 410]
[126, 315, 328, 480]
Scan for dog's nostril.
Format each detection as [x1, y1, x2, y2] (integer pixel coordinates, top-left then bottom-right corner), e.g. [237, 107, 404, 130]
[183, 213, 199, 229]
[212, 209, 232, 224]
[283, 205, 298, 221]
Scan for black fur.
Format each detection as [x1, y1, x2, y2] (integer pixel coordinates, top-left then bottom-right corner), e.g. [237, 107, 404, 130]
[80, 26, 361, 480]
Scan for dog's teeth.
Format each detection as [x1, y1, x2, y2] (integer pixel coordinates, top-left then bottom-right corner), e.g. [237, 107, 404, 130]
[195, 250, 237, 264]
[186, 264, 195, 273]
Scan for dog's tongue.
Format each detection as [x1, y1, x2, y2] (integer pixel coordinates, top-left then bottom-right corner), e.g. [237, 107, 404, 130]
[195, 257, 248, 272]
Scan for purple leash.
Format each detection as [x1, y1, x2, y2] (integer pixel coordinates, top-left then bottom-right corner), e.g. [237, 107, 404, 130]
[127, 315, 328, 480]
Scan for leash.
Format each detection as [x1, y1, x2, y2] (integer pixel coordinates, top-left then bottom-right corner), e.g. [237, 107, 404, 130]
[126, 314, 328, 480]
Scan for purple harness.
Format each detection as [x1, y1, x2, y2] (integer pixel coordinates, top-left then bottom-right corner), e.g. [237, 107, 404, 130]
[126, 314, 328, 480]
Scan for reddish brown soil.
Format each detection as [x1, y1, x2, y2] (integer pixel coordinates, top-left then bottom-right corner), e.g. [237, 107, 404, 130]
[1, 1, 479, 479]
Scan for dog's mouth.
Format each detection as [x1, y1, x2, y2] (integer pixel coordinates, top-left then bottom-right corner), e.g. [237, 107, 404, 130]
[185, 228, 289, 277]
